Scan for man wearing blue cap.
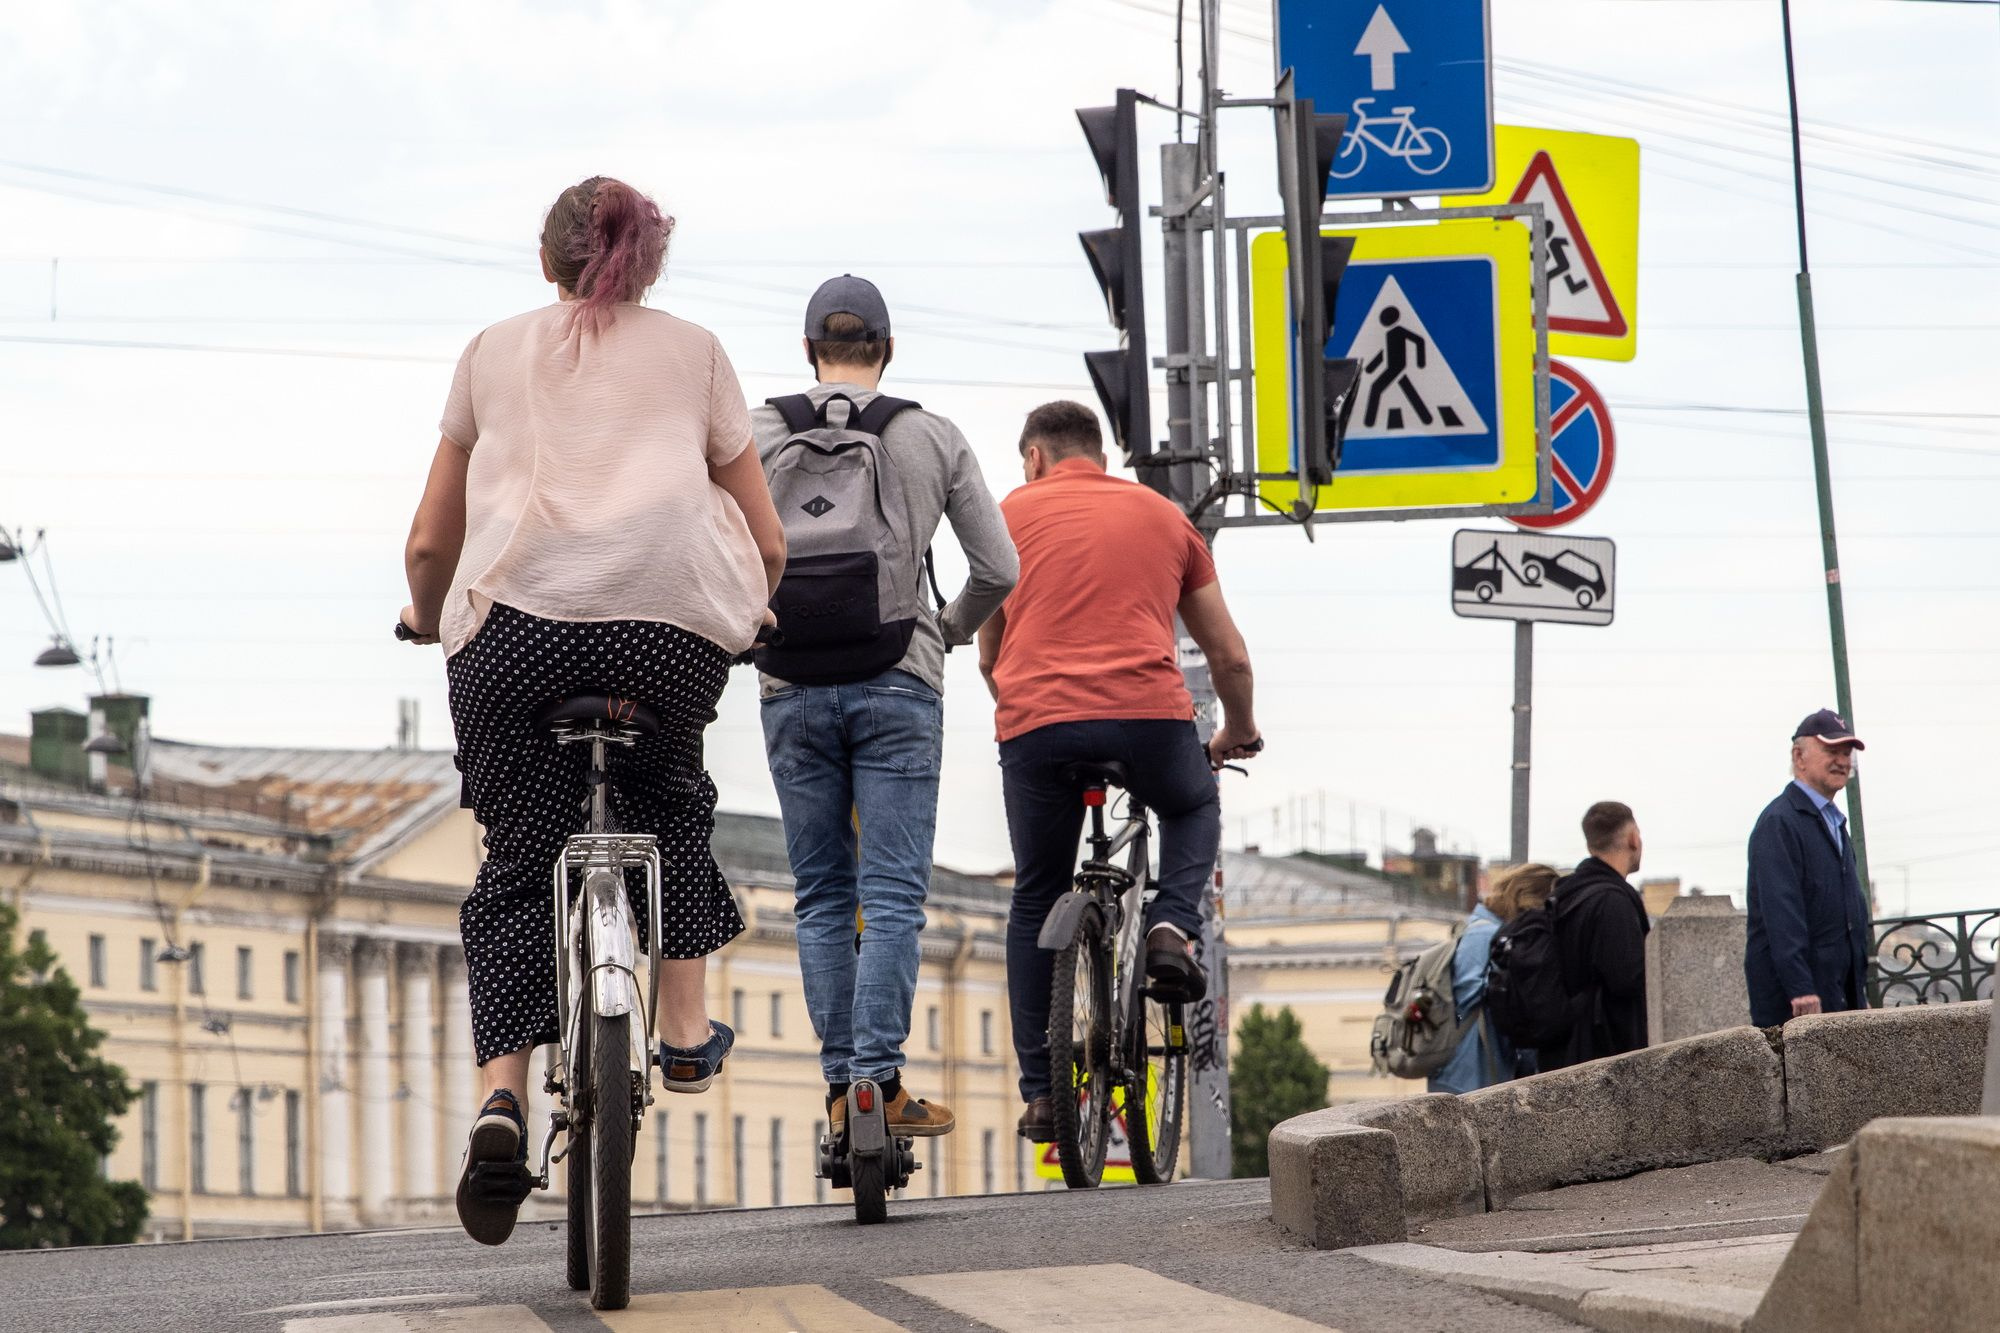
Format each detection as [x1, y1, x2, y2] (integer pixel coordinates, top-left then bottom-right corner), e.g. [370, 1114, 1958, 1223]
[1744, 710, 1872, 1027]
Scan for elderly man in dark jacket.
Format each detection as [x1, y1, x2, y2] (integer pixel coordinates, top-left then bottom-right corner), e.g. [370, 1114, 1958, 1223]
[1537, 801, 1651, 1072]
[1745, 710, 1872, 1027]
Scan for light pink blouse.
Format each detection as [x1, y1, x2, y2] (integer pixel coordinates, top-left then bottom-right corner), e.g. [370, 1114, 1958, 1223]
[437, 303, 765, 658]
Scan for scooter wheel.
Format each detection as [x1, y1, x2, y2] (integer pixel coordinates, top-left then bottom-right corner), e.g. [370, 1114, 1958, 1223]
[851, 1152, 888, 1224]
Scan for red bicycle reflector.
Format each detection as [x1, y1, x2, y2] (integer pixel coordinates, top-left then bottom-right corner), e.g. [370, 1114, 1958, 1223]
[1082, 789, 1107, 807]
[856, 1085, 875, 1113]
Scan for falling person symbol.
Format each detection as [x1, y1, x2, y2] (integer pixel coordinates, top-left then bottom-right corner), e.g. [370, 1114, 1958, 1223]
[1544, 220, 1589, 296]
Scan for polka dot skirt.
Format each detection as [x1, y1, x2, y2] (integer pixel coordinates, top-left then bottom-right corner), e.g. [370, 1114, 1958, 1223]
[446, 604, 744, 1065]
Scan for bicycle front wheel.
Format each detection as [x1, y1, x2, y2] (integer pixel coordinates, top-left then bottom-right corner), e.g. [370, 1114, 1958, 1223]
[588, 1010, 634, 1311]
[1124, 994, 1187, 1185]
[1048, 910, 1113, 1189]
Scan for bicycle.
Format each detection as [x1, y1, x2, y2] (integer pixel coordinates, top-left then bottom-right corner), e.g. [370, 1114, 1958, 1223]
[1036, 761, 1189, 1189]
[1328, 97, 1452, 181]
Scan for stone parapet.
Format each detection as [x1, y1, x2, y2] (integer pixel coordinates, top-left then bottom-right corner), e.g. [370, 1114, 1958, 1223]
[1317, 1094, 1484, 1218]
[1778, 1003, 1987, 1152]
[1645, 893, 1750, 1044]
[1267, 1112, 1407, 1251]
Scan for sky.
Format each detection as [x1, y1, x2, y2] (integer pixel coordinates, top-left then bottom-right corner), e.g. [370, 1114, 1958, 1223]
[2, 0, 1997, 916]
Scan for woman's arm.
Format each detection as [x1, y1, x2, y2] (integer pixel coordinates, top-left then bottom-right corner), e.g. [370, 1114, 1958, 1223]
[710, 437, 786, 596]
[400, 437, 470, 643]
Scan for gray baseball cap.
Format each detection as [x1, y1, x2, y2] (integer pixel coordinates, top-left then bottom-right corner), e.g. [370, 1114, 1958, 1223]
[804, 274, 891, 341]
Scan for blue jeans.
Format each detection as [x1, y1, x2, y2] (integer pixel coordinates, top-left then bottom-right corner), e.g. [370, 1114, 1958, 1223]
[999, 718, 1220, 1102]
[761, 670, 942, 1084]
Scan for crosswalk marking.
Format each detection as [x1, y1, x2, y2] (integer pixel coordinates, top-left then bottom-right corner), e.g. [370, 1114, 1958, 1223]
[597, 1285, 907, 1332]
[281, 1305, 552, 1332]
[891, 1263, 1339, 1331]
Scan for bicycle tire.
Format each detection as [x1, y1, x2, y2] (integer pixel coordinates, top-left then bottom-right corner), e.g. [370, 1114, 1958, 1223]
[564, 1017, 592, 1292]
[1406, 126, 1452, 177]
[1327, 134, 1368, 181]
[1048, 909, 1113, 1189]
[1124, 995, 1187, 1185]
[851, 1150, 889, 1224]
[588, 1010, 634, 1310]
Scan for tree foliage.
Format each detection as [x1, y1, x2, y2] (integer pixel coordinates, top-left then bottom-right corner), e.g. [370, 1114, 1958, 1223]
[0, 903, 149, 1248]
[1229, 1002, 1331, 1178]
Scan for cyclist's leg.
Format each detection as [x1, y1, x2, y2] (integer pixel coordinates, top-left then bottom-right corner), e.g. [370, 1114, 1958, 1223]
[997, 721, 1100, 1105]
[1113, 719, 1220, 942]
[761, 682, 863, 1088]
[845, 671, 945, 1124]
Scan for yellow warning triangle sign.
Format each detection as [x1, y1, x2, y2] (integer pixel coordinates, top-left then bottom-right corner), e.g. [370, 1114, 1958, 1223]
[1509, 151, 1628, 339]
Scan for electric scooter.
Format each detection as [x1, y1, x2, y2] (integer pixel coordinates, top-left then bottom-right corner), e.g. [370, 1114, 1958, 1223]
[815, 1077, 919, 1223]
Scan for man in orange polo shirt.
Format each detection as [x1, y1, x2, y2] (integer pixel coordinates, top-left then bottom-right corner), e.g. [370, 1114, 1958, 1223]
[977, 400, 1262, 1143]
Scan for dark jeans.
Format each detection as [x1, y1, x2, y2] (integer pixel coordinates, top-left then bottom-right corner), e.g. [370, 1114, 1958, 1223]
[999, 718, 1220, 1102]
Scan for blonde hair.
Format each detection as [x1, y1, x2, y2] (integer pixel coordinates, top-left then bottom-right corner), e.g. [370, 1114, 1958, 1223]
[1488, 863, 1558, 922]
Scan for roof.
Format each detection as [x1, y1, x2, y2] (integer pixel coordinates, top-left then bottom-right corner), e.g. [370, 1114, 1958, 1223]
[1223, 849, 1459, 918]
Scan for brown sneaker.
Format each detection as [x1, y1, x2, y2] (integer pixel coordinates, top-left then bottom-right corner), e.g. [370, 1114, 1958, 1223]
[885, 1086, 955, 1137]
[1017, 1096, 1055, 1143]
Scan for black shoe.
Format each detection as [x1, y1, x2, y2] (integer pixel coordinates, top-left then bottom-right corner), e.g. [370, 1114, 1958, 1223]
[456, 1090, 531, 1246]
[1144, 925, 1207, 1003]
[1017, 1096, 1056, 1143]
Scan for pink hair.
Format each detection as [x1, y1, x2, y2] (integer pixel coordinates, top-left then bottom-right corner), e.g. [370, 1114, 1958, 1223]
[539, 176, 672, 336]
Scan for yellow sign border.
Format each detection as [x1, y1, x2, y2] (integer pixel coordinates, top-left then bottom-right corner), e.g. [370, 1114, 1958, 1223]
[1252, 218, 1538, 514]
[1454, 125, 1640, 362]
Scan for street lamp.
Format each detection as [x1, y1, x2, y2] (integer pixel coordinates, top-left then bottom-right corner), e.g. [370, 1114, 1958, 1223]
[35, 637, 82, 667]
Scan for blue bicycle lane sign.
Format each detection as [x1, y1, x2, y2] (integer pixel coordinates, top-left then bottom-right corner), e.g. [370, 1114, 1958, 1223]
[1275, 0, 1495, 200]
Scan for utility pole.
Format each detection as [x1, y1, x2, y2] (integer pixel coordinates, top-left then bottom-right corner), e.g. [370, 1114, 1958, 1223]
[1511, 621, 1532, 864]
[1780, 0, 1870, 891]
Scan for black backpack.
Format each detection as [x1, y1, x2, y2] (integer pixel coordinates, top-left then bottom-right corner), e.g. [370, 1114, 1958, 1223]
[1484, 902, 1572, 1051]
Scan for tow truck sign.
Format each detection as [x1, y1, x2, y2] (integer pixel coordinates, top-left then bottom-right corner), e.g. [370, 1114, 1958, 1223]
[1451, 528, 1615, 626]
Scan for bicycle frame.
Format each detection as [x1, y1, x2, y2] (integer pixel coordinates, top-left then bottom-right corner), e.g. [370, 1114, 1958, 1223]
[1077, 795, 1155, 1082]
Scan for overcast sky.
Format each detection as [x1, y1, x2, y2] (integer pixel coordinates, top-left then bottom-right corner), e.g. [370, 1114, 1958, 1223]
[3, 0, 1996, 915]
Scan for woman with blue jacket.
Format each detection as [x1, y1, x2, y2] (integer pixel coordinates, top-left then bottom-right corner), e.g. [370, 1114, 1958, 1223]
[1428, 863, 1556, 1095]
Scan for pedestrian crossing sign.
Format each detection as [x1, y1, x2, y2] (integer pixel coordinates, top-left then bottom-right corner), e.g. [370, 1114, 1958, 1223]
[1452, 125, 1640, 361]
[1251, 217, 1538, 514]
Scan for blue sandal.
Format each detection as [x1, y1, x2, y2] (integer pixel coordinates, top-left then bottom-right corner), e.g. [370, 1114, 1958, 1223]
[659, 1020, 734, 1093]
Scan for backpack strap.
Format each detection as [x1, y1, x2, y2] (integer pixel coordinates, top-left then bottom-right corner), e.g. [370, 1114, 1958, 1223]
[765, 394, 821, 435]
[851, 395, 921, 438]
[922, 548, 947, 615]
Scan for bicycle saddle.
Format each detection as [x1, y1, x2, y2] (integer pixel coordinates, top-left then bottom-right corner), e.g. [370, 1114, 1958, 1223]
[1060, 760, 1129, 790]
[534, 693, 661, 737]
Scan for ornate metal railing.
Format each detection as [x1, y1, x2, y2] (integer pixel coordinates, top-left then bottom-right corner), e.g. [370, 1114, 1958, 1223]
[1868, 911, 2000, 1007]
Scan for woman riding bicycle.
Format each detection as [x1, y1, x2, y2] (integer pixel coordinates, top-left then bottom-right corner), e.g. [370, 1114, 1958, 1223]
[396, 175, 785, 1245]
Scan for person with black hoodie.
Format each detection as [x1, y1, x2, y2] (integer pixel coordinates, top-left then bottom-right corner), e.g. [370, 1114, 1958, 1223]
[1537, 801, 1652, 1071]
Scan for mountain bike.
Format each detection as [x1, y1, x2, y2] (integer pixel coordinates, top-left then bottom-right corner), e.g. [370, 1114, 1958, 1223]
[1036, 762, 1188, 1189]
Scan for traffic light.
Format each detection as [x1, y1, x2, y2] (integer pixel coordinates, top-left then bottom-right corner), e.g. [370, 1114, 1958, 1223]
[1276, 80, 1360, 490]
[1076, 89, 1152, 466]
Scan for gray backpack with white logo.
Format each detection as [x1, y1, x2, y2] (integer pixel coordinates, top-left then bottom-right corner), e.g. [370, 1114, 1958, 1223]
[757, 392, 942, 686]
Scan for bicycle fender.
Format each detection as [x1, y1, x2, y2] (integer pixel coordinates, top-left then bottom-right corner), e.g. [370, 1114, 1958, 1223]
[585, 869, 641, 1020]
[1036, 895, 1101, 951]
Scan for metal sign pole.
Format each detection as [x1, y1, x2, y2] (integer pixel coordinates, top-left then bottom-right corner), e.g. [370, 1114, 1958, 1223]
[1511, 620, 1532, 864]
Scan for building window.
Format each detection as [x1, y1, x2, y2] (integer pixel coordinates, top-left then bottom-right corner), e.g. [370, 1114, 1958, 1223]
[140, 1082, 159, 1191]
[982, 1129, 996, 1195]
[283, 950, 301, 1004]
[1016, 1134, 1028, 1192]
[237, 947, 254, 1001]
[189, 1083, 207, 1194]
[980, 1009, 994, 1056]
[139, 939, 157, 993]
[731, 988, 746, 1033]
[731, 1115, 746, 1206]
[88, 934, 107, 989]
[926, 1135, 941, 1197]
[655, 1112, 669, 1204]
[770, 1118, 784, 1207]
[927, 1005, 940, 1051]
[237, 1088, 255, 1196]
[284, 1091, 303, 1198]
[814, 1120, 828, 1203]
[188, 942, 205, 996]
[769, 991, 783, 1039]
[693, 1113, 709, 1206]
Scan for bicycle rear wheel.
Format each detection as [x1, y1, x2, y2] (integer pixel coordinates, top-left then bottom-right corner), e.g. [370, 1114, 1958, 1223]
[1048, 909, 1113, 1189]
[1124, 994, 1187, 1185]
[587, 1010, 634, 1310]
[564, 1023, 592, 1292]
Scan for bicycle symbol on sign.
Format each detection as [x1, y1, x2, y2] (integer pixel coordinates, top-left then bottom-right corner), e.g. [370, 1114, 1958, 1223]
[1329, 97, 1453, 180]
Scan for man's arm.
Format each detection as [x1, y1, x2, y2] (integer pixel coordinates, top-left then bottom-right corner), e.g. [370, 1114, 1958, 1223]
[1749, 815, 1821, 1014]
[1177, 579, 1259, 761]
[934, 426, 1019, 646]
[1594, 895, 1648, 1001]
[977, 605, 1006, 703]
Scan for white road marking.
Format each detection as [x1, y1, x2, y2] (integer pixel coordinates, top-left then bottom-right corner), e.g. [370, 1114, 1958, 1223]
[893, 1263, 1340, 1331]
[278, 1302, 548, 1331]
[597, 1284, 907, 1331]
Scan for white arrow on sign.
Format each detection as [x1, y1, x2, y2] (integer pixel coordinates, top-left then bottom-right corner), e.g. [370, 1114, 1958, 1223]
[1354, 6, 1409, 92]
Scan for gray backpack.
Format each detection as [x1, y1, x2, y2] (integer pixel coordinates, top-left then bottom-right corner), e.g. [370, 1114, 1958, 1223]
[756, 392, 943, 686]
[1369, 920, 1479, 1080]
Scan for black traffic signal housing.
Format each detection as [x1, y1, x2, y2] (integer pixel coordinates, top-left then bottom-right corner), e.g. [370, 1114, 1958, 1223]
[1076, 89, 1152, 468]
[1276, 82, 1360, 491]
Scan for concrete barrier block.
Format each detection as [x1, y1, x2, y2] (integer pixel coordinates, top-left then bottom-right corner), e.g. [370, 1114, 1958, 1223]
[1646, 894, 1750, 1045]
[1746, 1150, 1858, 1333]
[1268, 1110, 1407, 1250]
[1466, 1025, 1785, 1204]
[1320, 1094, 1485, 1219]
[1781, 1002, 1988, 1151]
[1854, 1116, 2000, 1333]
